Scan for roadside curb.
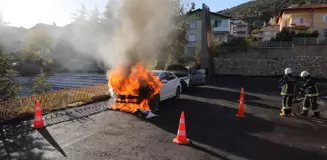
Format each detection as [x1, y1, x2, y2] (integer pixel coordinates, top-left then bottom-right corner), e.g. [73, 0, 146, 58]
[0, 95, 110, 125]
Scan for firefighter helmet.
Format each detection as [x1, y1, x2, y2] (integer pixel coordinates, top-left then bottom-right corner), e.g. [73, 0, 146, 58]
[284, 68, 292, 75]
[300, 71, 310, 77]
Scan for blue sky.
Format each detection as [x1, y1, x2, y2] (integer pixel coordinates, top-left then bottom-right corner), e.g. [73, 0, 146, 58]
[0, 0, 249, 28]
[192, 0, 249, 12]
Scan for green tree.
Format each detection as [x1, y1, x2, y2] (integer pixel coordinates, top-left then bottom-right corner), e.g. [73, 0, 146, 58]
[161, 0, 189, 62]
[190, 2, 196, 11]
[165, 54, 174, 68]
[103, 0, 117, 21]
[71, 3, 88, 22]
[147, 59, 159, 70]
[263, 21, 267, 27]
[273, 27, 296, 41]
[252, 22, 256, 29]
[23, 28, 53, 70]
[219, 0, 327, 22]
[31, 69, 52, 94]
[0, 45, 19, 100]
[269, 16, 277, 25]
[251, 29, 260, 35]
[90, 6, 101, 23]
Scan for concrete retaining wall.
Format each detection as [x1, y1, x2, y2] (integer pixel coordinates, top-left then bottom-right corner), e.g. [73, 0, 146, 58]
[215, 56, 327, 78]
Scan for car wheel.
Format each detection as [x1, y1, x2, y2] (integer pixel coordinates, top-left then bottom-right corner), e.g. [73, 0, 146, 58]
[174, 87, 181, 101]
[149, 94, 160, 114]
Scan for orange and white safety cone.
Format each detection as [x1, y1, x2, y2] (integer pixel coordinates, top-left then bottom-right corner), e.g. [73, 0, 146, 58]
[236, 88, 246, 118]
[173, 111, 190, 145]
[32, 100, 45, 128]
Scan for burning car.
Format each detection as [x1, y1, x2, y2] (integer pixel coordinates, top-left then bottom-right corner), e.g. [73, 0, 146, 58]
[107, 63, 181, 118]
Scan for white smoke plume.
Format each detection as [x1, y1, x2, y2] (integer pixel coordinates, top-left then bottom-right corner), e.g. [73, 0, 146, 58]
[63, 0, 178, 70]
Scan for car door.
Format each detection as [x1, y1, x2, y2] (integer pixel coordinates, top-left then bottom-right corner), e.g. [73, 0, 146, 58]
[166, 72, 179, 97]
[190, 69, 207, 86]
[159, 72, 169, 100]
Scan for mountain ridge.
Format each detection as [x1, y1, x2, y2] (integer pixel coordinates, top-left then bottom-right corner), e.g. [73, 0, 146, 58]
[219, 0, 327, 22]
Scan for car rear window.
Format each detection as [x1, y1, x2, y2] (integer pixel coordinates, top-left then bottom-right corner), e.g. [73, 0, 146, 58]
[172, 71, 188, 78]
[152, 72, 160, 76]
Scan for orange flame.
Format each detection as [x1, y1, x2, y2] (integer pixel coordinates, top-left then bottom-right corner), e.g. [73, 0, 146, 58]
[108, 63, 162, 113]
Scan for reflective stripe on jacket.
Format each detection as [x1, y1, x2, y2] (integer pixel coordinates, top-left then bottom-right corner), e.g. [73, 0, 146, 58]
[300, 78, 319, 97]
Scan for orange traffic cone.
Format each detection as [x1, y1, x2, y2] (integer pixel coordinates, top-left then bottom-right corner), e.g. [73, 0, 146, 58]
[173, 111, 190, 145]
[32, 100, 45, 128]
[236, 88, 246, 118]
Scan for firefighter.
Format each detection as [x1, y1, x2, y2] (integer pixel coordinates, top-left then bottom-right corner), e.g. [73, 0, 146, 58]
[299, 71, 320, 118]
[279, 68, 296, 116]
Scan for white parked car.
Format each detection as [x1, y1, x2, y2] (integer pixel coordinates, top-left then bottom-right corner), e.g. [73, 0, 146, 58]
[151, 70, 182, 102]
[165, 64, 206, 90]
[107, 70, 182, 113]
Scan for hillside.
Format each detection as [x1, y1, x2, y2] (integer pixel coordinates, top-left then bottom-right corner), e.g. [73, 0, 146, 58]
[219, 0, 327, 22]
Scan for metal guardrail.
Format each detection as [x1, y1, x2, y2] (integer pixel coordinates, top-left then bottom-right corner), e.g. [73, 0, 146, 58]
[0, 84, 108, 121]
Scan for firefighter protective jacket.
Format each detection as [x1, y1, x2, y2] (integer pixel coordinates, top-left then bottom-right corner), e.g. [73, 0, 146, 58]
[279, 74, 296, 96]
[300, 77, 319, 97]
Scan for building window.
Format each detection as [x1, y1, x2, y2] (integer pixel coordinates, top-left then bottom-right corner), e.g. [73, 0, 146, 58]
[223, 20, 228, 27]
[187, 47, 196, 56]
[323, 15, 327, 22]
[188, 34, 196, 42]
[264, 31, 271, 36]
[294, 18, 304, 24]
[214, 20, 222, 27]
[189, 23, 196, 29]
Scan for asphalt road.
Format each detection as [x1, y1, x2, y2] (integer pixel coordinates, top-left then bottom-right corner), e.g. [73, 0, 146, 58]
[1, 75, 327, 160]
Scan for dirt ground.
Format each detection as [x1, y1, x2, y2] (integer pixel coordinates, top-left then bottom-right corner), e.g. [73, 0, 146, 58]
[1, 75, 327, 160]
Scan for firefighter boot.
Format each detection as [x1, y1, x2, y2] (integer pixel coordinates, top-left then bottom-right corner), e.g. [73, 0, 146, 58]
[280, 109, 294, 117]
[300, 110, 308, 116]
[280, 108, 285, 116]
[313, 111, 320, 118]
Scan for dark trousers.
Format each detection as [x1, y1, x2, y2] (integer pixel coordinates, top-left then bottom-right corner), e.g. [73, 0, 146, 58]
[282, 96, 293, 115]
[301, 96, 319, 116]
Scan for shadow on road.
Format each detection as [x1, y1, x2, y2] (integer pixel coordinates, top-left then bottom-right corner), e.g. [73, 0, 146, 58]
[245, 100, 281, 110]
[187, 142, 232, 160]
[207, 75, 282, 95]
[64, 109, 94, 123]
[0, 122, 50, 160]
[209, 75, 327, 98]
[149, 98, 327, 160]
[37, 128, 67, 157]
[184, 85, 262, 102]
[184, 84, 284, 112]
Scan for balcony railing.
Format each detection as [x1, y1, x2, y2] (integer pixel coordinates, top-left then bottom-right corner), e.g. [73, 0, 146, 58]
[236, 28, 247, 31]
[213, 27, 229, 32]
[289, 22, 312, 28]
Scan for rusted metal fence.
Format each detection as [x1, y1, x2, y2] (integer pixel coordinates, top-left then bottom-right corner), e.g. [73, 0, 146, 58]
[258, 41, 293, 48]
[0, 84, 108, 121]
[258, 37, 327, 48]
[293, 37, 327, 45]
